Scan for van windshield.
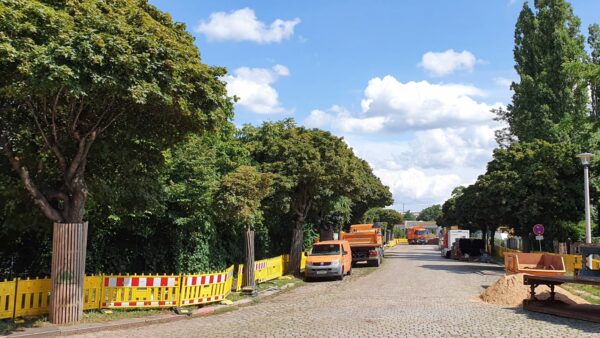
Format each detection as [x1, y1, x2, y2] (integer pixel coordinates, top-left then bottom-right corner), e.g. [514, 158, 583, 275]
[310, 244, 341, 256]
[416, 230, 428, 235]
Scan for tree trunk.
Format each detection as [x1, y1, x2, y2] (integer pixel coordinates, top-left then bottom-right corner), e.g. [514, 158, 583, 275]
[319, 227, 334, 241]
[50, 222, 88, 324]
[243, 229, 255, 291]
[289, 222, 304, 276]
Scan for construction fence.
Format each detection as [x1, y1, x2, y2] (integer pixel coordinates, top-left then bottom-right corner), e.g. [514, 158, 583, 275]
[385, 238, 408, 248]
[0, 256, 282, 320]
[1, 239, 407, 320]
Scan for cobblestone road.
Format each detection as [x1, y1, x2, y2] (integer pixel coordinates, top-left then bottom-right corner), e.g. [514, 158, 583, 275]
[72, 245, 600, 337]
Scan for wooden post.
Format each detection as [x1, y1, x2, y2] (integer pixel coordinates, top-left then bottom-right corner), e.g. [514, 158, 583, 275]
[243, 229, 255, 291]
[50, 222, 88, 324]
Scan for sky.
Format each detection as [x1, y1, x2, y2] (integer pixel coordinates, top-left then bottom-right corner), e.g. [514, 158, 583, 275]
[149, 0, 600, 212]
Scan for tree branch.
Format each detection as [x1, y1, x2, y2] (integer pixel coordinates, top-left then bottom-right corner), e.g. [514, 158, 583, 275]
[0, 133, 63, 222]
[32, 110, 67, 171]
[65, 131, 96, 183]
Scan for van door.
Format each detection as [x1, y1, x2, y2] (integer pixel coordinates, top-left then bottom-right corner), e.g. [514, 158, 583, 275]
[343, 242, 351, 270]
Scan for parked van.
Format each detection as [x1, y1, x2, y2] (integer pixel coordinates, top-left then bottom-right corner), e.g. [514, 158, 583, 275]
[305, 240, 352, 281]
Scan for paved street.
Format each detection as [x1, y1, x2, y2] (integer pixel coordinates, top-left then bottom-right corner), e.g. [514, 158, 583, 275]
[72, 245, 600, 337]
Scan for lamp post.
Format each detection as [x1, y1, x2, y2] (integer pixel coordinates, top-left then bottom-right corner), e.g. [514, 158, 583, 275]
[576, 152, 593, 269]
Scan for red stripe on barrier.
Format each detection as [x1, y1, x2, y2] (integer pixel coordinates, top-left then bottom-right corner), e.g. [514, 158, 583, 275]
[159, 301, 166, 306]
[201, 276, 207, 285]
[132, 278, 139, 287]
[161, 278, 168, 286]
[116, 278, 124, 287]
[147, 278, 154, 287]
[104, 278, 109, 287]
[114, 302, 122, 306]
[191, 276, 197, 285]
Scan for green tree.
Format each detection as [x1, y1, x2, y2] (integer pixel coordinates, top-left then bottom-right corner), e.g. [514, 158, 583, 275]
[361, 207, 403, 238]
[417, 205, 442, 221]
[403, 210, 416, 221]
[362, 207, 403, 226]
[0, 0, 232, 224]
[495, 0, 588, 144]
[239, 120, 392, 274]
[437, 186, 465, 228]
[588, 24, 600, 118]
[214, 166, 272, 232]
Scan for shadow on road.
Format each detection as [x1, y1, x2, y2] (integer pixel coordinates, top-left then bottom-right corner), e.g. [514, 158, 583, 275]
[418, 264, 504, 276]
[507, 307, 600, 334]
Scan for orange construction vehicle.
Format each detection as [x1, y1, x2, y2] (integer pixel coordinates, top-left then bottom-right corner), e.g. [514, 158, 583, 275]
[407, 225, 428, 245]
[340, 224, 384, 267]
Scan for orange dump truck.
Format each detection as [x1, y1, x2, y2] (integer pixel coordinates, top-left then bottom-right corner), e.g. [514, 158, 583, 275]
[407, 225, 428, 245]
[340, 224, 384, 267]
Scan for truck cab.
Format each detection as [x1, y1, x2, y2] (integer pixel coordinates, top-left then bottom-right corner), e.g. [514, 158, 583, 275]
[305, 240, 352, 281]
[407, 226, 428, 245]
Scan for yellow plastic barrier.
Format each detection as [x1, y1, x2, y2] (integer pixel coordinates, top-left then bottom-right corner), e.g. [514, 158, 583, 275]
[179, 266, 234, 306]
[235, 255, 288, 291]
[83, 275, 103, 310]
[0, 279, 16, 320]
[101, 274, 180, 309]
[235, 265, 244, 292]
[255, 256, 286, 283]
[14, 277, 51, 318]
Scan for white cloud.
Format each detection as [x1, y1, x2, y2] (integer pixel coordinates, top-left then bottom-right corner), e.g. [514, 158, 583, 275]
[494, 77, 513, 88]
[195, 8, 300, 44]
[224, 64, 290, 114]
[305, 106, 386, 133]
[345, 131, 495, 210]
[375, 167, 462, 206]
[304, 74, 506, 211]
[305, 75, 502, 132]
[419, 49, 478, 77]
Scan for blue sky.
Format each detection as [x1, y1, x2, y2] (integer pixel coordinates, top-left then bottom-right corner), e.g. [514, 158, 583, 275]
[150, 0, 600, 212]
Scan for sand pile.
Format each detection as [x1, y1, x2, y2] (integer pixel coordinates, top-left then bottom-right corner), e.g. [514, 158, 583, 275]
[480, 273, 589, 307]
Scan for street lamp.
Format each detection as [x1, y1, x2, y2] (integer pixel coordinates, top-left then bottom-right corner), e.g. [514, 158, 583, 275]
[576, 152, 593, 269]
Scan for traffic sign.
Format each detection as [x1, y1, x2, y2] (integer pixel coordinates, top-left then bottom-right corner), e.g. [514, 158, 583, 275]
[535, 235, 544, 241]
[533, 224, 544, 235]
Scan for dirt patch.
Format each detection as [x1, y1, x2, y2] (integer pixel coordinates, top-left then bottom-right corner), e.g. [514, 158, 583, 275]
[480, 273, 589, 307]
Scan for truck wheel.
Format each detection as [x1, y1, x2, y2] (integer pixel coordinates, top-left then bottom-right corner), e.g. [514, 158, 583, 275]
[347, 267, 352, 276]
[372, 258, 380, 267]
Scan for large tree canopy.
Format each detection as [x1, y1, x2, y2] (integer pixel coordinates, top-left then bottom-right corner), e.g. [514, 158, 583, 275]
[495, 0, 588, 144]
[238, 119, 392, 274]
[0, 0, 232, 223]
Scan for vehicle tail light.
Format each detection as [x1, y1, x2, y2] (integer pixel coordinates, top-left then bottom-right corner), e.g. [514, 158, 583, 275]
[369, 250, 378, 256]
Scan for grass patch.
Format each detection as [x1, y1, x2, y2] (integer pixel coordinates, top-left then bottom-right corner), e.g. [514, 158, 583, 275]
[0, 317, 47, 335]
[562, 284, 600, 305]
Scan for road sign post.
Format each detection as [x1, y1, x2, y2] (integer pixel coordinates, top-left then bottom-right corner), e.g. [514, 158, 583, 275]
[533, 224, 544, 252]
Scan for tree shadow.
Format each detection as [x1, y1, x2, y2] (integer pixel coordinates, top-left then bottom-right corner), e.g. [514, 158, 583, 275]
[418, 264, 505, 276]
[507, 306, 600, 334]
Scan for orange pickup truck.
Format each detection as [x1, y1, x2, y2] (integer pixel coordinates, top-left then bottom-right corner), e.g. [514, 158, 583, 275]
[340, 224, 384, 267]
